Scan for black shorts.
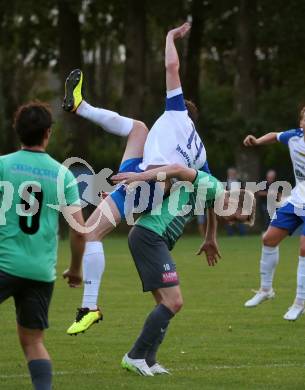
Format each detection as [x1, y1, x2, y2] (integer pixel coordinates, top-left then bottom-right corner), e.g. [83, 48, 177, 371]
[0, 270, 54, 330]
[128, 226, 179, 292]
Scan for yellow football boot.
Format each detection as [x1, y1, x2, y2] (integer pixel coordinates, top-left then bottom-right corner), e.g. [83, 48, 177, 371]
[67, 307, 103, 335]
[62, 69, 83, 112]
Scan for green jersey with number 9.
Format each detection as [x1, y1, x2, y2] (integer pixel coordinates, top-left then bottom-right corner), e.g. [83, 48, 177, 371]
[0, 150, 80, 282]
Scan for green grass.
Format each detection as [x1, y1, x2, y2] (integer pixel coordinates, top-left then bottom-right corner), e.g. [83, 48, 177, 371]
[1, 235, 305, 389]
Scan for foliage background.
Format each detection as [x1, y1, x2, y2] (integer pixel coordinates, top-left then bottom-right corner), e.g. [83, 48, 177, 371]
[1, 0, 304, 184]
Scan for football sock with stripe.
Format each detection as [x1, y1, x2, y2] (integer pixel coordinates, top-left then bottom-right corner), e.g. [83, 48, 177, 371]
[260, 245, 279, 290]
[28, 359, 52, 390]
[76, 101, 133, 137]
[82, 241, 105, 310]
[128, 304, 174, 360]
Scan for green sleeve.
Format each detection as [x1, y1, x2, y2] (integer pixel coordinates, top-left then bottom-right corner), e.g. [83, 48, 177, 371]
[195, 171, 224, 208]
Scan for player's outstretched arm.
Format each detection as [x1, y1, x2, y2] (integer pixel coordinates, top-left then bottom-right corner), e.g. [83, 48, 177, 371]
[112, 164, 197, 185]
[63, 207, 86, 287]
[165, 22, 191, 91]
[196, 208, 221, 267]
[243, 132, 278, 147]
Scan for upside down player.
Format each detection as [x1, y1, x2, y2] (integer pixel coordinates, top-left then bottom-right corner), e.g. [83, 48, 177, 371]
[111, 164, 255, 375]
[243, 108, 305, 320]
[62, 23, 219, 337]
[0, 102, 85, 389]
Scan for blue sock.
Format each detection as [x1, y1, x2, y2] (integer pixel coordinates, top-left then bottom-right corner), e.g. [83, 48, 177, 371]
[28, 359, 52, 390]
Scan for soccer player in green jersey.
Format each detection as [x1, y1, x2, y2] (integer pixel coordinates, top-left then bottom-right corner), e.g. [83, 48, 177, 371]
[0, 102, 85, 389]
[112, 165, 255, 375]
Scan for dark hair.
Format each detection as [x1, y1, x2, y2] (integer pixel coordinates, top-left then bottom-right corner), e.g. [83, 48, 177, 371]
[14, 101, 52, 147]
[185, 99, 199, 123]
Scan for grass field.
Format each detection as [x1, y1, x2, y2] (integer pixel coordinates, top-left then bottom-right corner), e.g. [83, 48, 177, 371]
[1, 234, 305, 389]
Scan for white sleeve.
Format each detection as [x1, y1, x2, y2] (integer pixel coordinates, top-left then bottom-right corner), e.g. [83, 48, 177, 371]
[166, 87, 183, 98]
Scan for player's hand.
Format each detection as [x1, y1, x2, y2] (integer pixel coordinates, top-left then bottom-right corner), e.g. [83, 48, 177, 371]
[111, 172, 141, 185]
[243, 135, 258, 147]
[168, 22, 191, 40]
[196, 239, 222, 267]
[63, 268, 82, 288]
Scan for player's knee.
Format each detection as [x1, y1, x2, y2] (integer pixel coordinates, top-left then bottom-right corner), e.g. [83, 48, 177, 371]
[173, 297, 184, 313]
[131, 120, 149, 137]
[166, 296, 183, 314]
[262, 232, 278, 247]
[85, 231, 99, 242]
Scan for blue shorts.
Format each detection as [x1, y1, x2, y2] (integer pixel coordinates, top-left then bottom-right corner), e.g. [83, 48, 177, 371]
[110, 158, 159, 219]
[270, 202, 305, 235]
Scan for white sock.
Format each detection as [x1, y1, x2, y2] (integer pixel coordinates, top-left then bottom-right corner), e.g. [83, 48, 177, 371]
[260, 245, 279, 290]
[76, 101, 133, 137]
[296, 256, 305, 303]
[82, 241, 105, 310]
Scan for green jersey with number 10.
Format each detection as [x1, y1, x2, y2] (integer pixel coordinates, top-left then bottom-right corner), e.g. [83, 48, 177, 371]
[0, 150, 80, 282]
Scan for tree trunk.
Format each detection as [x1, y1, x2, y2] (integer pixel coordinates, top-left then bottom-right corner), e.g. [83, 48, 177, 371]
[58, 0, 87, 158]
[184, 0, 204, 106]
[0, 12, 18, 153]
[0, 62, 18, 153]
[99, 35, 115, 106]
[234, 0, 259, 181]
[123, 0, 146, 119]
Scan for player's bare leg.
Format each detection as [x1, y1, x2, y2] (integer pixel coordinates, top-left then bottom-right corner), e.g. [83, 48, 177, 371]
[244, 226, 288, 308]
[283, 235, 305, 321]
[67, 120, 148, 335]
[18, 325, 52, 390]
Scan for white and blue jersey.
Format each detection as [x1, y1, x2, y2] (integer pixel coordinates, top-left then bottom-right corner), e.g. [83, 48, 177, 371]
[270, 128, 305, 234]
[139, 87, 206, 171]
[110, 87, 208, 218]
[277, 128, 305, 208]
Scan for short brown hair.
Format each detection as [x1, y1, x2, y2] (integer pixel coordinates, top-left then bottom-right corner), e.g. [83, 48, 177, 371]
[14, 101, 52, 147]
[185, 99, 199, 123]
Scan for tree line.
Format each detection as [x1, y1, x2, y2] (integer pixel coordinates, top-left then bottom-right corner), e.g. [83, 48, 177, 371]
[0, 0, 304, 182]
